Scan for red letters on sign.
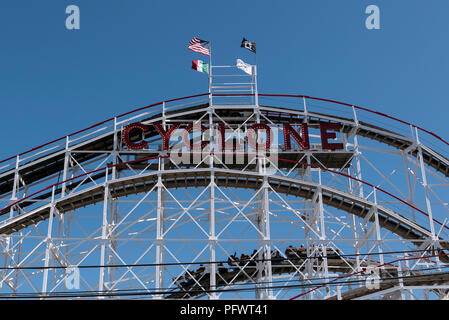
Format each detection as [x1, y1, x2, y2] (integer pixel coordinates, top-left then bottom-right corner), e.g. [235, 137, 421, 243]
[122, 121, 345, 151]
[320, 122, 343, 150]
[153, 123, 181, 150]
[247, 123, 271, 151]
[122, 123, 149, 150]
[283, 123, 310, 150]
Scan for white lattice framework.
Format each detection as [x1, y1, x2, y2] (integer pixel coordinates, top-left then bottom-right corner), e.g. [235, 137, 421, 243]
[0, 65, 448, 300]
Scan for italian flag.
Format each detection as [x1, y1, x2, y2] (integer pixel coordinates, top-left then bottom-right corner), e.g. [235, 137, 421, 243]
[192, 60, 209, 74]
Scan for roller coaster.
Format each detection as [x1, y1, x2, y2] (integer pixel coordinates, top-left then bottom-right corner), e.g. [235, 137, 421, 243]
[0, 64, 448, 299]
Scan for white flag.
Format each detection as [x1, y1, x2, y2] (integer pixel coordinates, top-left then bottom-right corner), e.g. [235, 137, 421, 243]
[236, 59, 252, 75]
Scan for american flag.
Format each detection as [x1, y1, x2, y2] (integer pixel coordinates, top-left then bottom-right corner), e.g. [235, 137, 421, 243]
[188, 37, 210, 56]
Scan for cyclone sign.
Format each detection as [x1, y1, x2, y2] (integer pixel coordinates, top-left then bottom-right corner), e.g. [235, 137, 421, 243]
[122, 121, 345, 152]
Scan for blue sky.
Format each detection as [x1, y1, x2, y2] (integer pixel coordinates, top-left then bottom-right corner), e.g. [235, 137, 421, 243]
[0, 0, 448, 297]
[0, 0, 448, 158]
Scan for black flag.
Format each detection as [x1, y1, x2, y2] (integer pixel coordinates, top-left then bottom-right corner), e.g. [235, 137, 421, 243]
[241, 38, 256, 53]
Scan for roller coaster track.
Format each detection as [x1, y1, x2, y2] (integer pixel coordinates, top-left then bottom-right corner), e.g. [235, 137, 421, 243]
[0, 94, 448, 299]
[0, 98, 447, 248]
[166, 256, 386, 299]
[167, 255, 448, 299]
[325, 270, 449, 300]
[0, 98, 448, 201]
[1, 168, 448, 259]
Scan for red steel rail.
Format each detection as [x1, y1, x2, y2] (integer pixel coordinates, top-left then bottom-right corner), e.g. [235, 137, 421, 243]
[1, 93, 447, 166]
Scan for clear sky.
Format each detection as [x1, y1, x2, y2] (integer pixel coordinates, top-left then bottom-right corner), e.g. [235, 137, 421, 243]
[1, 0, 448, 159]
[1, 1, 448, 298]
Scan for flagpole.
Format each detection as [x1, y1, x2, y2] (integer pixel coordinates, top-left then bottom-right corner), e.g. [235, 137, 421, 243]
[255, 50, 257, 69]
[254, 53, 258, 107]
[208, 42, 212, 107]
[254, 49, 259, 106]
[254, 45, 258, 106]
